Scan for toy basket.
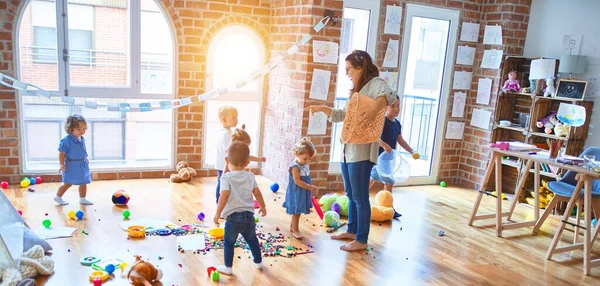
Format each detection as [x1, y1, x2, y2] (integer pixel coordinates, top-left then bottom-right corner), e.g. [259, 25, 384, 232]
[341, 93, 386, 144]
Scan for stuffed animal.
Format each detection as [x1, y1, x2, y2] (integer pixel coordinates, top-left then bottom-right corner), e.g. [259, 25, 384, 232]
[536, 112, 559, 134]
[318, 194, 349, 216]
[502, 71, 521, 92]
[554, 122, 570, 137]
[543, 77, 556, 97]
[521, 87, 531, 93]
[169, 161, 197, 183]
[370, 190, 395, 222]
[126, 256, 163, 286]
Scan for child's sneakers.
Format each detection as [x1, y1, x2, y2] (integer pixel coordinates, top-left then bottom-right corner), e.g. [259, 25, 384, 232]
[54, 196, 69, 206]
[254, 262, 263, 269]
[216, 265, 232, 275]
[79, 198, 94, 205]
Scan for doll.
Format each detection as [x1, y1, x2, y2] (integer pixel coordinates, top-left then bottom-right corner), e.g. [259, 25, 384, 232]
[502, 71, 521, 92]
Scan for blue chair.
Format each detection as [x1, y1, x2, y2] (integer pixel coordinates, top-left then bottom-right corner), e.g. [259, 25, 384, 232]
[532, 147, 600, 243]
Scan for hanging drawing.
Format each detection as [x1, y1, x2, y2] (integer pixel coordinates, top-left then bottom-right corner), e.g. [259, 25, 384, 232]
[382, 39, 399, 68]
[452, 71, 472, 90]
[309, 69, 331, 101]
[312, 40, 339, 64]
[445, 121, 465, 140]
[379, 72, 399, 91]
[471, 108, 492, 130]
[481, 49, 503, 69]
[308, 112, 327, 135]
[476, 78, 492, 105]
[483, 25, 502, 45]
[452, 92, 466, 118]
[456, 46, 476, 66]
[384, 5, 402, 35]
[460, 22, 480, 43]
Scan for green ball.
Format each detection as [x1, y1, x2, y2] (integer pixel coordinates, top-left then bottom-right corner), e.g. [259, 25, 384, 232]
[440, 181, 447, 187]
[42, 219, 51, 228]
[323, 211, 340, 227]
[318, 194, 339, 212]
[123, 210, 131, 219]
[336, 195, 349, 216]
[254, 216, 259, 223]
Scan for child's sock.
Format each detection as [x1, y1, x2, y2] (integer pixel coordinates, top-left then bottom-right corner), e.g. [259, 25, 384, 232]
[254, 262, 263, 269]
[79, 198, 93, 205]
[216, 265, 232, 275]
[54, 196, 69, 206]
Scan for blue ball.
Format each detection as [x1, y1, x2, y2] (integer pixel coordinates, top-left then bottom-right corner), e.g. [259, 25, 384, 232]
[104, 264, 115, 274]
[75, 210, 84, 220]
[29, 178, 36, 185]
[270, 183, 279, 193]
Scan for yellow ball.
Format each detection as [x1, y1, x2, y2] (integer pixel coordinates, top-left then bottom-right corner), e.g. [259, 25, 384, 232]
[67, 210, 76, 219]
[20, 180, 30, 188]
[412, 152, 420, 160]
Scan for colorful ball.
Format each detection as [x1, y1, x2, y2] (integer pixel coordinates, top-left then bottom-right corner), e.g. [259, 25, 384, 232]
[35, 177, 42, 184]
[440, 181, 447, 187]
[197, 212, 205, 221]
[20, 179, 30, 188]
[123, 210, 131, 219]
[1, 181, 8, 189]
[331, 201, 341, 215]
[42, 219, 51, 228]
[29, 178, 36, 185]
[111, 190, 130, 205]
[323, 211, 340, 227]
[68, 210, 76, 219]
[76, 210, 84, 220]
[254, 216, 259, 222]
[270, 183, 279, 193]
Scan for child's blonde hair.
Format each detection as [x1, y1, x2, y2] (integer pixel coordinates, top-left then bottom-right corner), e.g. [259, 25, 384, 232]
[218, 105, 237, 122]
[64, 114, 87, 134]
[293, 137, 316, 157]
[231, 124, 251, 144]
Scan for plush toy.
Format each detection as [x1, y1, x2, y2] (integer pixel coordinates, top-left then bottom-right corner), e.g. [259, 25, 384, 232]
[536, 112, 559, 134]
[126, 256, 163, 286]
[526, 180, 555, 209]
[318, 194, 349, 216]
[554, 122, 570, 137]
[543, 77, 556, 97]
[502, 71, 521, 92]
[521, 87, 531, 93]
[169, 161, 197, 183]
[370, 190, 395, 222]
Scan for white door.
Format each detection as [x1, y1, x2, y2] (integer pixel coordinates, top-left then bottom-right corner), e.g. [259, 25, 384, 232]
[396, 4, 459, 185]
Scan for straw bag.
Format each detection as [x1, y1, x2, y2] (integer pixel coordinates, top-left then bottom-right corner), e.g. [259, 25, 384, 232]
[341, 92, 386, 144]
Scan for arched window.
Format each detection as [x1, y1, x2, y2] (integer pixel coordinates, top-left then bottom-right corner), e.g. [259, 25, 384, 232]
[16, 0, 175, 172]
[203, 25, 265, 168]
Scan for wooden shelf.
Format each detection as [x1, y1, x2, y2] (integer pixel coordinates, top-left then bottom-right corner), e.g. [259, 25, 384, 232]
[534, 96, 582, 103]
[530, 132, 569, 141]
[501, 158, 521, 168]
[506, 91, 535, 97]
[495, 123, 527, 133]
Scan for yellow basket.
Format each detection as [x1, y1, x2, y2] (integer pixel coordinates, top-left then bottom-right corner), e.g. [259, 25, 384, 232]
[341, 93, 386, 144]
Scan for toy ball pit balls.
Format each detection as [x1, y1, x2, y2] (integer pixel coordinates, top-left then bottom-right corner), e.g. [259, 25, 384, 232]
[1, 181, 8, 189]
[35, 177, 42, 184]
[270, 183, 279, 193]
[42, 219, 51, 228]
[323, 211, 340, 227]
[20, 180, 30, 188]
[29, 178, 36, 185]
[76, 210, 85, 220]
[440, 181, 447, 187]
[123, 210, 131, 219]
[112, 190, 130, 205]
[331, 201, 341, 215]
[104, 264, 116, 275]
[197, 212, 205, 221]
[68, 210, 76, 219]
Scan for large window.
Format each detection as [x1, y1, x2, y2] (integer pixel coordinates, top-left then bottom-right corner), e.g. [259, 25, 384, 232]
[203, 25, 265, 168]
[17, 0, 175, 173]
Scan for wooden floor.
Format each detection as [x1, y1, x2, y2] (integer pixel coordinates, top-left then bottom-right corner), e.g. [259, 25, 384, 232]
[4, 176, 600, 285]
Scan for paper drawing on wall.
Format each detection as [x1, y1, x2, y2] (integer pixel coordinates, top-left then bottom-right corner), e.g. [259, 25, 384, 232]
[562, 34, 583, 55]
[445, 121, 465, 140]
[309, 69, 331, 101]
[476, 78, 492, 105]
[471, 108, 492, 130]
[312, 40, 339, 64]
[384, 5, 402, 35]
[308, 112, 327, 135]
[452, 92, 466, 118]
[382, 40, 399, 68]
[460, 22, 480, 42]
[481, 49, 503, 69]
[585, 76, 600, 96]
[380, 72, 399, 91]
[456, 46, 476, 66]
[452, 71, 472, 90]
[483, 25, 502, 45]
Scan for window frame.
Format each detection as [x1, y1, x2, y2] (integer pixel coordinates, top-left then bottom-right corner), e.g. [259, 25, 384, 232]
[15, 0, 177, 174]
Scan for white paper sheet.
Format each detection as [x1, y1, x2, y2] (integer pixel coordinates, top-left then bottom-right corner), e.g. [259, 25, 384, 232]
[380, 72, 398, 91]
[529, 59, 557, 80]
[382, 40, 399, 68]
[453, 71, 472, 90]
[312, 41, 339, 64]
[34, 226, 77, 239]
[452, 92, 466, 118]
[460, 22, 480, 42]
[384, 5, 402, 35]
[445, 122, 465, 140]
[471, 108, 492, 130]
[309, 69, 331, 101]
[483, 25, 503, 45]
[177, 235, 206, 251]
[456, 46, 476, 66]
[307, 112, 327, 135]
[481, 50, 503, 69]
[563, 33, 583, 55]
[476, 78, 492, 105]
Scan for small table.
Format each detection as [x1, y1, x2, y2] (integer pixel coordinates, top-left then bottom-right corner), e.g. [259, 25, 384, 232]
[468, 147, 600, 275]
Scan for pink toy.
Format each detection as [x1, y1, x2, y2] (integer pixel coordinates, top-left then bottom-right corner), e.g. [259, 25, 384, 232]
[311, 197, 324, 220]
[502, 71, 521, 92]
[489, 142, 510, 150]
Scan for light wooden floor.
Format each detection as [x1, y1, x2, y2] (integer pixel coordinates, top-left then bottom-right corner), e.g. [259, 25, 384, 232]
[5, 176, 600, 285]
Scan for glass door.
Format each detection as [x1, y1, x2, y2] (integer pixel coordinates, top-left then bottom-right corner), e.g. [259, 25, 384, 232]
[396, 5, 459, 185]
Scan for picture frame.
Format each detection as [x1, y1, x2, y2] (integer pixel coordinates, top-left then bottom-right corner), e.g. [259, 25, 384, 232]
[554, 79, 587, 101]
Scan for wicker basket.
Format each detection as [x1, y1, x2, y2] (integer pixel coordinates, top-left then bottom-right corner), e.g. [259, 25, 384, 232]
[341, 92, 386, 144]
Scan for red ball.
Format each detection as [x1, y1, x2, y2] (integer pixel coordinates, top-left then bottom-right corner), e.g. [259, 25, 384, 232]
[1, 181, 8, 189]
[18, 210, 22, 216]
[35, 177, 42, 184]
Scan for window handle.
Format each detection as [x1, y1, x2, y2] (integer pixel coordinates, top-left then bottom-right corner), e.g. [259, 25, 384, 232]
[62, 48, 69, 62]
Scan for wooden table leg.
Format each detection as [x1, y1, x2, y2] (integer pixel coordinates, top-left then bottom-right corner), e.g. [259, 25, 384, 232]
[534, 161, 541, 222]
[546, 179, 584, 260]
[508, 159, 533, 221]
[496, 155, 503, 237]
[468, 153, 496, 226]
[583, 177, 592, 275]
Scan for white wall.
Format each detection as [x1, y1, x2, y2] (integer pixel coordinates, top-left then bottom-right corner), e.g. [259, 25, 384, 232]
[524, 0, 600, 149]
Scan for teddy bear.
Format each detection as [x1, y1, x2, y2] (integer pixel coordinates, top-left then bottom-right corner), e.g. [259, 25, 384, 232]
[536, 112, 560, 134]
[554, 122, 570, 137]
[169, 161, 197, 183]
[125, 256, 163, 286]
[371, 190, 395, 222]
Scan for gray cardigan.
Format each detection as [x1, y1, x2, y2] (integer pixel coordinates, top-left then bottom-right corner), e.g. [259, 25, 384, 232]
[330, 77, 397, 164]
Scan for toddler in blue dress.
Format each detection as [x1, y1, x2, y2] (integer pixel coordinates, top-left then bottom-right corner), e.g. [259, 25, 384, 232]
[282, 138, 317, 239]
[54, 114, 93, 205]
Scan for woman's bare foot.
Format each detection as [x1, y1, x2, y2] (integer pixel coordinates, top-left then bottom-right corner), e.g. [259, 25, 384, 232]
[340, 240, 368, 252]
[330, 232, 355, 240]
[292, 231, 304, 239]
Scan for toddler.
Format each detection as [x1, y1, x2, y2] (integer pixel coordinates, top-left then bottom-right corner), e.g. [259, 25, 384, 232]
[215, 105, 238, 203]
